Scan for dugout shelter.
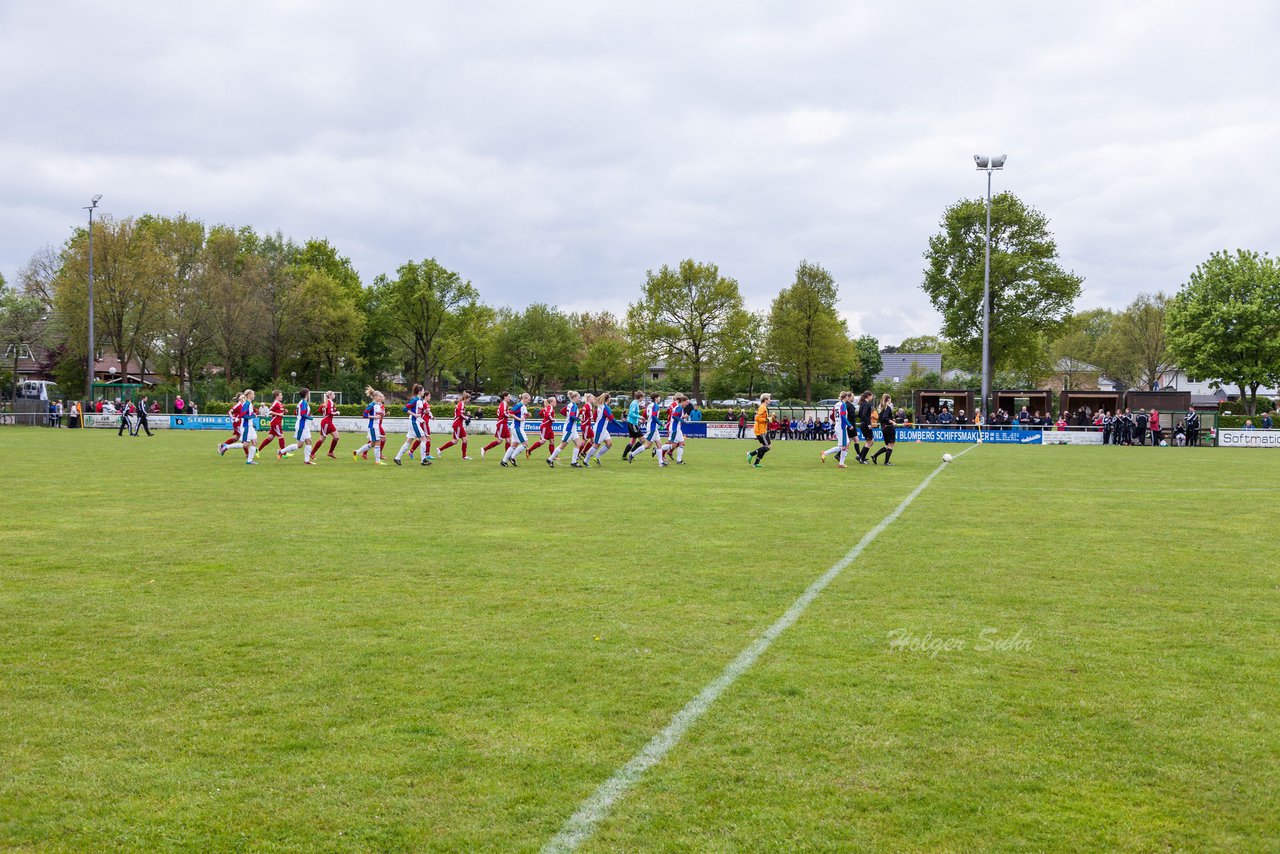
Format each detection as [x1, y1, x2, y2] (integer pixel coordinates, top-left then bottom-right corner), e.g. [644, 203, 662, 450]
[994, 390, 1053, 419]
[912, 389, 976, 423]
[1123, 390, 1191, 413]
[1059, 390, 1121, 417]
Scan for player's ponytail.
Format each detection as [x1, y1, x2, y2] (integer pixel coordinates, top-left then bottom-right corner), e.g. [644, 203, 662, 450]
[364, 386, 375, 399]
[412, 383, 423, 395]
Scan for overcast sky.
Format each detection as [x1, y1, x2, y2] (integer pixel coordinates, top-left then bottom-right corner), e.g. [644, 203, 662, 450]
[2, 1, 1276, 343]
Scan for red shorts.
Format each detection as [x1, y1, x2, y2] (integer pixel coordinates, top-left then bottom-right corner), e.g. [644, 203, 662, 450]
[267, 420, 283, 437]
[451, 420, 467, 440]
[494, 423, 511, 441]
[319, 418, 337, 436]
[583, 425, 594, 442]
[540, 424, 554, 441]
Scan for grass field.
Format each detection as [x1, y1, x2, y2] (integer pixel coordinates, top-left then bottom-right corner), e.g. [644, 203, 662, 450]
[1, 427, 1278, 852]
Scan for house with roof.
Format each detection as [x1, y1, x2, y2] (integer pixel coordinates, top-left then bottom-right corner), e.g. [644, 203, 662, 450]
[875, 352, 942, 384]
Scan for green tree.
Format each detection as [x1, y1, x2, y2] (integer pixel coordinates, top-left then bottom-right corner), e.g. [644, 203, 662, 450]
[1167, 250, 1280, 415]
[765, 261, 853, 402]
[630, 259, 746, 403]
[923, 192, 1083, 375]
[893, 335, 943, 354]
[713, 310, 771, 399]
[1093, 293, 1172, 391]
[0, 283, 46, 405]
[377, 258, 477, 392]
[201, 225, 266, 384]
[849, 334, 882, 392]
[289, 270, 365, 385]
[489, 304, 580, 392]
[140, 214, 209, 394]
[445, 303, 497, 391]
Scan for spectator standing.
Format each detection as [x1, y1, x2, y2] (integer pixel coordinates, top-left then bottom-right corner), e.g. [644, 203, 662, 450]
[174, 395, 185, 414]
[1185, 409, 1201, 446]
[1134, 409, 1148, 446]
[1150, 410, 1163, 446]
[736, 409, 747, 439]
[1261, 411, 1273, 429]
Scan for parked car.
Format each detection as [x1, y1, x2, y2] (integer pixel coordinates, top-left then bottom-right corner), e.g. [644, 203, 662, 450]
[443, 394, 461, 403]
[475, 394, 500, 405]
[817, 399, 840, 408]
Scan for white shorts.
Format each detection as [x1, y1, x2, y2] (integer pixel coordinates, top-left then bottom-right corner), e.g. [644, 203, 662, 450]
[366, 424, 379, 443]
[240, 424, 258, 444]
[408, 419, 424, 438]
[562, 425, 580, 443]
[295, 423, 312, 442]
[668, 422, 684, 443]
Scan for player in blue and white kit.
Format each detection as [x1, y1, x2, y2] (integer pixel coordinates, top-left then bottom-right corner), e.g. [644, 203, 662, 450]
[501, 392, 532, 467]
[353, 386, 387, 464]
[394, 383, 425, 465]
[277, 388, 317, 465]
[660, 393, 689, 465]
[820, 391, 852, 468]
[547, 390, 583, 468]
[584, 392, 615, 465]
[626, 391, 665, 464]
[218, 389, 260, 464]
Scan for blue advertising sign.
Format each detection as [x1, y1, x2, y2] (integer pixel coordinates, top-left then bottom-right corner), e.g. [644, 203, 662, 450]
[891, 427, 1041, 444]
[171, 415, 233, 430]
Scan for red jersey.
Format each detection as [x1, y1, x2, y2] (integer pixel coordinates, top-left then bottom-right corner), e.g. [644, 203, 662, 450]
[269, 399, 285, 428]
[539, 403, 554, 430]
[322, 399, 336, 420]
[229, 403, 241, 430]
[581, 403, 594, 439]
[495, 400, 509, 428]
[452, 400, 466, 424]
[419, 400, 433, 426]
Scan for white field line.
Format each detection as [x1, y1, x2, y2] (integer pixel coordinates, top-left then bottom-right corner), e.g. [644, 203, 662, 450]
[543, 445, 977, 853]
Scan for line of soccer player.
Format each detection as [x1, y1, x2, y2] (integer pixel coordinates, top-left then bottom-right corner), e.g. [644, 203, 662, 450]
[216, 386, 696, 467]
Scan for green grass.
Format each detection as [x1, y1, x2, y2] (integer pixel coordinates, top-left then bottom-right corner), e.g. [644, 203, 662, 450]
[0, 428, 1277, 852]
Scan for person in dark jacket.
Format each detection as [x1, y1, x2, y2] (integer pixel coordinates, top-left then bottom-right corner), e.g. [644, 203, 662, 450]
[1134, 409, 1148, 446]
[134, 396, 154, 437]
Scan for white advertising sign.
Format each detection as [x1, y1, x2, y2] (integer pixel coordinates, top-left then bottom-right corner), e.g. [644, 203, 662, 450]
[1217, 428, 1280, 448]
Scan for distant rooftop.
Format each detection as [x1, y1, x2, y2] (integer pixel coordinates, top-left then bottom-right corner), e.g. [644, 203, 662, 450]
[876, 352, 942, 383]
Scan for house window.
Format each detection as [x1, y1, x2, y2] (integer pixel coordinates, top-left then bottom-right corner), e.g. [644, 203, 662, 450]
[651, 372, 659, 380]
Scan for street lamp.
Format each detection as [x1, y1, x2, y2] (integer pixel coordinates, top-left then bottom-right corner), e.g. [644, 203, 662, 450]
[84, 195, 102, 400]
[973, 155, 1006, 422]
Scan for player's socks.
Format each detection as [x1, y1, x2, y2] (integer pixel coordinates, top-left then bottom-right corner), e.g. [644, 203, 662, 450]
[395, 441, 412, 461]
[884, 448, 893, 464]
[247, 444, 257, 462]
[374, 446, 382, 462]
[461, 442, 468, 458]
[676, 446, 684, 463]
[481, 439, 502, 457]
[280, 443, 299, 459]
[596, 444, 610, 460]
[303, 445, 312, 463]
[571, 447, 580, 465]
[548, 445, 561, 461]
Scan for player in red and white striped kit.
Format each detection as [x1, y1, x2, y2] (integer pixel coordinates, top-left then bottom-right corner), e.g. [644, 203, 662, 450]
[315, 391, 340, 459]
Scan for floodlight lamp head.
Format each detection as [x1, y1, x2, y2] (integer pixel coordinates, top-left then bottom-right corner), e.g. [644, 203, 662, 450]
[992, 154, 1007, 168]
[974, 155, 989, 168]
[91, 194, 102, 205]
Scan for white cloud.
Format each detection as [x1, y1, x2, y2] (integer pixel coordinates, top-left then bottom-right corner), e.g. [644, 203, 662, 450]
[1, 0, 1277, 344]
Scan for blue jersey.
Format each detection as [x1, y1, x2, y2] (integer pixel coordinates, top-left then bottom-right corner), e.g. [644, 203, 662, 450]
[627, 400, 642, 425]
[296, 399, 311, 425]
[510, 401, 526, 427]
[403, 395, 420, 418]
[563, 402, 579, 430]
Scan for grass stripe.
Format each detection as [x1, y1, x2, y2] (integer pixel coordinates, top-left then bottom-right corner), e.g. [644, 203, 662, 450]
[543, 446, 975, 853]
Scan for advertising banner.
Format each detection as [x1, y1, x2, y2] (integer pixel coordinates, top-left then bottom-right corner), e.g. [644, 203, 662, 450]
[1217, 428, 1280, 448]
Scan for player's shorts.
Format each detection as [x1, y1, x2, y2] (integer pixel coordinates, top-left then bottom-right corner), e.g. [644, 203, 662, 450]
[594, 420, 611, 440]
[494, 423, 511, 441]
[540, 423, 555, 441]
[319, 418, 336, 436]
[512, 423, 528, 444]
[451, 420, 467, 440]
[668, 422, 685, 443]
[644, 422, 659, 441]
[882, 426, 896, 444]
[267, 421, 283, 438]
[366, 423, 379, 443]
[582, 425, 594, 443]
[240, 421, 257, 443]
[562, 423, 580, 443]
[408, 418, 423, 439]
[295, 421, 312, 442]
[627, 422, 642, 439]
[860, 425, 874, 442]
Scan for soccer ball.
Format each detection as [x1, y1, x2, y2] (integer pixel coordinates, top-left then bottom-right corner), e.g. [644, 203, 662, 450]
[942, 453, 953, 463]
[1159, 440, 1168, 446]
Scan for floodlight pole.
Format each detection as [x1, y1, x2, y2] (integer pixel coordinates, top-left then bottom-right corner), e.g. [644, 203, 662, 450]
[974, 156, 1005, 422]
[84, 196, 101, 400]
